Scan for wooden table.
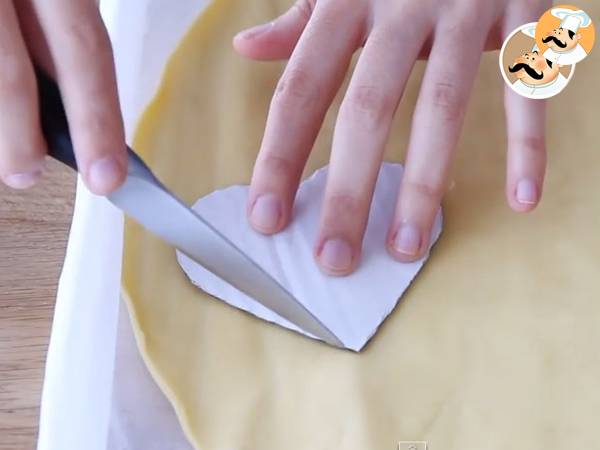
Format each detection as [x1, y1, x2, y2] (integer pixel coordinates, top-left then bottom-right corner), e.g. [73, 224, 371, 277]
[0, 161, 75, 450]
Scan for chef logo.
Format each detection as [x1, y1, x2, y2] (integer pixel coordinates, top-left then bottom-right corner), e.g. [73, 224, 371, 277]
[508, 49, 560, 84]
[500, 22, 575, 99]
[536, 5, 595, 66]
[499, 5, 594, 100]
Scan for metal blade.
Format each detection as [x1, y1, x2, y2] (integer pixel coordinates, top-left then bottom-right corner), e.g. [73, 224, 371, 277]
[109, 152, 343, 348]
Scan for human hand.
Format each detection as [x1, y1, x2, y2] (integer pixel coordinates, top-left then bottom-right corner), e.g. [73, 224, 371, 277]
[0, 0, 126, 194]
[234, 0, 551, 275]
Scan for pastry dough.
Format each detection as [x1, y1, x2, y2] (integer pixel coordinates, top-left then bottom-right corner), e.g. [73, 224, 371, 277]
[122, 0, 600, 448]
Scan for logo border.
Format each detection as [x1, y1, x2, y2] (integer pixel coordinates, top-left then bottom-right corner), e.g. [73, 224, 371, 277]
[499, 21, 576, 100]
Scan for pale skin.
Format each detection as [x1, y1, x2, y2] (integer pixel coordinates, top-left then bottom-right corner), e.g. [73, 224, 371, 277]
[0, 0, 126, 195]
[1, 0, 550, 276]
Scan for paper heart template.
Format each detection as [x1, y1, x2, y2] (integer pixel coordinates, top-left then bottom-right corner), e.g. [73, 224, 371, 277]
[177, 163, 443, 351]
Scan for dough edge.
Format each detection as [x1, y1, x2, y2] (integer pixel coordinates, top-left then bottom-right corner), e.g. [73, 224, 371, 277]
[121, 1, 226, 447]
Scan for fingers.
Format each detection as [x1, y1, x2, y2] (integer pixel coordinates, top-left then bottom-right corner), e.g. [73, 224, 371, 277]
[502, 3, 549, 212]
[315, 20, 429, 275]
[32, 0, 126, 194]
[503, 90, 546, 211]
[388, 15, 489, 262]
[0, 1, 46, 189]
[14, 0, 55, 74]
[233, 0, 314, 61]
[247, 2, 365, 235]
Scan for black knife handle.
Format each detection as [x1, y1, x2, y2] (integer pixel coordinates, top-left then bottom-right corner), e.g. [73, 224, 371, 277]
[36, 68, 148, 177]
[36, 68, 79, 171]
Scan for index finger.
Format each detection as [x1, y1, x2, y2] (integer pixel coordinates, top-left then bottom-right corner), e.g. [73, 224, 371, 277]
[33, 0, 126, 194]
[247, 2, 363, 234]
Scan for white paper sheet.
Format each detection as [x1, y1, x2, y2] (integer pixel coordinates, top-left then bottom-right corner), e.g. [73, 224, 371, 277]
[178, 163, 443, 352]
[37, 1, 207, 449]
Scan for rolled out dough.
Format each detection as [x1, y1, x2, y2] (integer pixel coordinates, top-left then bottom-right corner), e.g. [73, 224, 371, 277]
[122, 0, 600, 448]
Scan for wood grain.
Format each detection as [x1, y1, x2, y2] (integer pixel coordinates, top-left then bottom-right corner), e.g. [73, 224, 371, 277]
[0, 161, 75, 450]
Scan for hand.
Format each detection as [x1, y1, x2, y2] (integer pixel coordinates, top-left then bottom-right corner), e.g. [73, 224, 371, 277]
[0, 0, 126, 194]
[234, 0, 551, 276]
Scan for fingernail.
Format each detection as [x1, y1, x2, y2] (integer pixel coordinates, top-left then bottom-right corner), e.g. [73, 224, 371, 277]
[237, 22, 274, 40]
[393, 223, 422, 256]
[250, 193, 281, 232]
[5, 168, 43, 189]
[319, 238, 353, 273]
[516, 178, 538, 205]
[87, 156, 124, 194]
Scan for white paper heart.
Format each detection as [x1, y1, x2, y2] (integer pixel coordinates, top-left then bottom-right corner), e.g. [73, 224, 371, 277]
[177, 163, 443, 351]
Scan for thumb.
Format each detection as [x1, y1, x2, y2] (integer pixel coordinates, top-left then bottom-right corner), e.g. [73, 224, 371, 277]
[233, 1, 314, 61]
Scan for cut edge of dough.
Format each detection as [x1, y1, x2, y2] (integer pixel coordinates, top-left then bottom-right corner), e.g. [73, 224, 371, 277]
[121, 290, 201, 447]
[121, 1, 230, 448]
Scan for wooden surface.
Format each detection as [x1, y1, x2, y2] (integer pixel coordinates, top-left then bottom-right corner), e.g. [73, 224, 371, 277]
[0, 161, 75, 450]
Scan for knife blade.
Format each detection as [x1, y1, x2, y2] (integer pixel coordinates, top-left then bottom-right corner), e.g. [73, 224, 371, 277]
[36, 68, 343, 349]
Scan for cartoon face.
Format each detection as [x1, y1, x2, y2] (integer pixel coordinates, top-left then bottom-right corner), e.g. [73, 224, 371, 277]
[508, 51, 560, 86]
[542, 27, 581, 52]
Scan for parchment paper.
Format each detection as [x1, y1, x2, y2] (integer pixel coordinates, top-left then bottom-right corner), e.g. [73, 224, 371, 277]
[37, 1, 208, 449]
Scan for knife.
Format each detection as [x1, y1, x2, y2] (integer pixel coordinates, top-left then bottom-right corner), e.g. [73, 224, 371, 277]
[36, 68, 343, 349]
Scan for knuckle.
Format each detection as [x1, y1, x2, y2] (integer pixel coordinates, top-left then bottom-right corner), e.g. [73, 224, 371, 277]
[367, 25, 403, 53]
[513, 135, 546, 156]
[324, 192, 363, 222]
[438, 4, 490, 44]
[84, 112, 112, 135]
[442, 1, 489, 31]
[303, 2, 364, 46]
[450, 8, 481, 31]
[259, 154, 296, 179]
[459, 15, 481, 34]
[322, 191, 369, 239]
[404, 179, 444, 202]
[322, 0, 360, 15]
[255, 154, 301, 199]
[430, 81, 464, 121]
[309, 6, 338, 30]
[273, 68, 321, 111]
[341, 85, 394, 129]
[293, 0, 316, 20]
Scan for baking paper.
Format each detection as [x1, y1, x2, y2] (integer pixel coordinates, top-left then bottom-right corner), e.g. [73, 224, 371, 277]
[37, 1, 207, 449]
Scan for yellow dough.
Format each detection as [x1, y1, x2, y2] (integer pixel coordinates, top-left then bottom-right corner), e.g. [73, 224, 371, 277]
[122, 0, 600, 448]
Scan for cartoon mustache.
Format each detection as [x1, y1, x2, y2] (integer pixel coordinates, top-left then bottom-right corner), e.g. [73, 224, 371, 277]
[508, 63, 545, 80]
[542, 35, 567, 48]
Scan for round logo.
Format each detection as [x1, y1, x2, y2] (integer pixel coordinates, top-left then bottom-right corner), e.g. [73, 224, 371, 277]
[500, 22, 576, 100]
[536, 5, 595, 66]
